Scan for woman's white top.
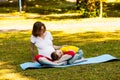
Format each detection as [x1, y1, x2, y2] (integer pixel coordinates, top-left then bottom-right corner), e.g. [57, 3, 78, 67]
[30, 31, 55, 59]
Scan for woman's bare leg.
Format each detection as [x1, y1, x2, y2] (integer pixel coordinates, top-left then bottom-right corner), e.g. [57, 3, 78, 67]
[38, 57, 66, 66]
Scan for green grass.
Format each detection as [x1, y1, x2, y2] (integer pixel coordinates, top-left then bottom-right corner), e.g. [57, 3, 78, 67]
[0, 30, 120, 80]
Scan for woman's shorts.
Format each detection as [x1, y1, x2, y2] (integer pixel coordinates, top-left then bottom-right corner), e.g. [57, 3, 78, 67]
[35, 54, 52, 62]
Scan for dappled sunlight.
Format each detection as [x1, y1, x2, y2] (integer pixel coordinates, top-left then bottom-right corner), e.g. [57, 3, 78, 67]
[0, 69, 34, 80]
[0, 31, 31, 41]
[82, 37, 120, 44]
[0, 17, 120, 33]
[24, 13, 82, 20]
[52, 31, 120, 47]
[66, 0, 76, 2]
[0, 62, 8, 66]
[0, 19, 35, 30]
[47, 18, 120, 34]
[0, 30, 120, 80]
[0, 0, 120, 79]
[0, 62, 35, 80]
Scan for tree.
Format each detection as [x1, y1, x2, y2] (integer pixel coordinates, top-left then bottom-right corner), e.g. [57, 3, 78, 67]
[22, 0, 27, 11]
[99, 0, 103, 18]
[76, 0, 79, 10]
[76, 0, 100, 17]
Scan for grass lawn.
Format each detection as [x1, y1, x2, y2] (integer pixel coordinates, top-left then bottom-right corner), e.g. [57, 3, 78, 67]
[0, 30, 120, 80]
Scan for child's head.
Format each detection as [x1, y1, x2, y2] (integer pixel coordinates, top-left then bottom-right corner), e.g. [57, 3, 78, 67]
[51, 50, 63, 61]
[32, 21, 46, 37]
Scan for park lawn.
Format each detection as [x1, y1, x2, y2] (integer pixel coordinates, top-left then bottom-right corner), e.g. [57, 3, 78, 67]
[0, 30, 120, 80]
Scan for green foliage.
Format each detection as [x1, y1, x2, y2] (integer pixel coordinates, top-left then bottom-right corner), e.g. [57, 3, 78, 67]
[0, 31, 120, 80]
[76, 0, 100, 17]
[105, 2, 120, 17]
[0, 0, 76, 14]
[0, 0, 120, 17]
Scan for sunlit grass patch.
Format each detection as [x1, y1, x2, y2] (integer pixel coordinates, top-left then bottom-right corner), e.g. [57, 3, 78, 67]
[0, 65, 34, 80]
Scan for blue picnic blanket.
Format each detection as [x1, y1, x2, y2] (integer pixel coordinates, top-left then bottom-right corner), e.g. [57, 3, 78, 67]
[20, 54, 119, 70]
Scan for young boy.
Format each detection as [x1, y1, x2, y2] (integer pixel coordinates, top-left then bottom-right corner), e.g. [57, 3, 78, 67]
[51, 45, 84, 64]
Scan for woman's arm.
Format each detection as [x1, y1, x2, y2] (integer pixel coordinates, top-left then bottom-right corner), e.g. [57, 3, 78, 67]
[30, 42, 35, 61]
[55, 54, 72, 63]
[53, 45, 62, 50]
[53, 45, 67, 50]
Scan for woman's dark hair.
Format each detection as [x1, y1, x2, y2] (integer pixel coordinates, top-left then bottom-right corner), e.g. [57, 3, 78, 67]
[51, 52, 60, 61]
[32, 21, 46, 37]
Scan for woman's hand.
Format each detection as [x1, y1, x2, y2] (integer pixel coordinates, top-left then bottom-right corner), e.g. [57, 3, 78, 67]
[53, 60, 60, 63]
[53, 45, 68, 50]
[53, 45, 62, 50]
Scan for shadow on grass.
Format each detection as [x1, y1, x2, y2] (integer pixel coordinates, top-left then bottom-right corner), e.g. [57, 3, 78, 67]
[0, 30, 120, 80]
[26, 14, 84, 20]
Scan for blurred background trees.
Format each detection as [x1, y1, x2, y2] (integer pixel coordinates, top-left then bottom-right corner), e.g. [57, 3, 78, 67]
[76, 0, 100, 17]
[0, 0, 120, 18]
[76, 0, 120, 17]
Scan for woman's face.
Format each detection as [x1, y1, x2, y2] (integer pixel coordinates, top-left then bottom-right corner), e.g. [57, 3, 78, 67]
[56, 50, 63, 58]
[40, 26, 46, 35]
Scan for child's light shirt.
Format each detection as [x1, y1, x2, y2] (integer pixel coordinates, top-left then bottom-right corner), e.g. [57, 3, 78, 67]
[30, 31, 55, 59]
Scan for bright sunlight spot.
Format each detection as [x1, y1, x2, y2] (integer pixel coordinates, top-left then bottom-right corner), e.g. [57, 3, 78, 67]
[0, 62, 35, 80]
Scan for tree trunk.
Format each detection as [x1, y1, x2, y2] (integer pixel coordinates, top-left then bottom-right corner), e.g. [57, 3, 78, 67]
[87, 0, 95, 12]
[76, 0, 79, 10]
[22, 0, 27, 12]
[99, 0, 103, 18]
